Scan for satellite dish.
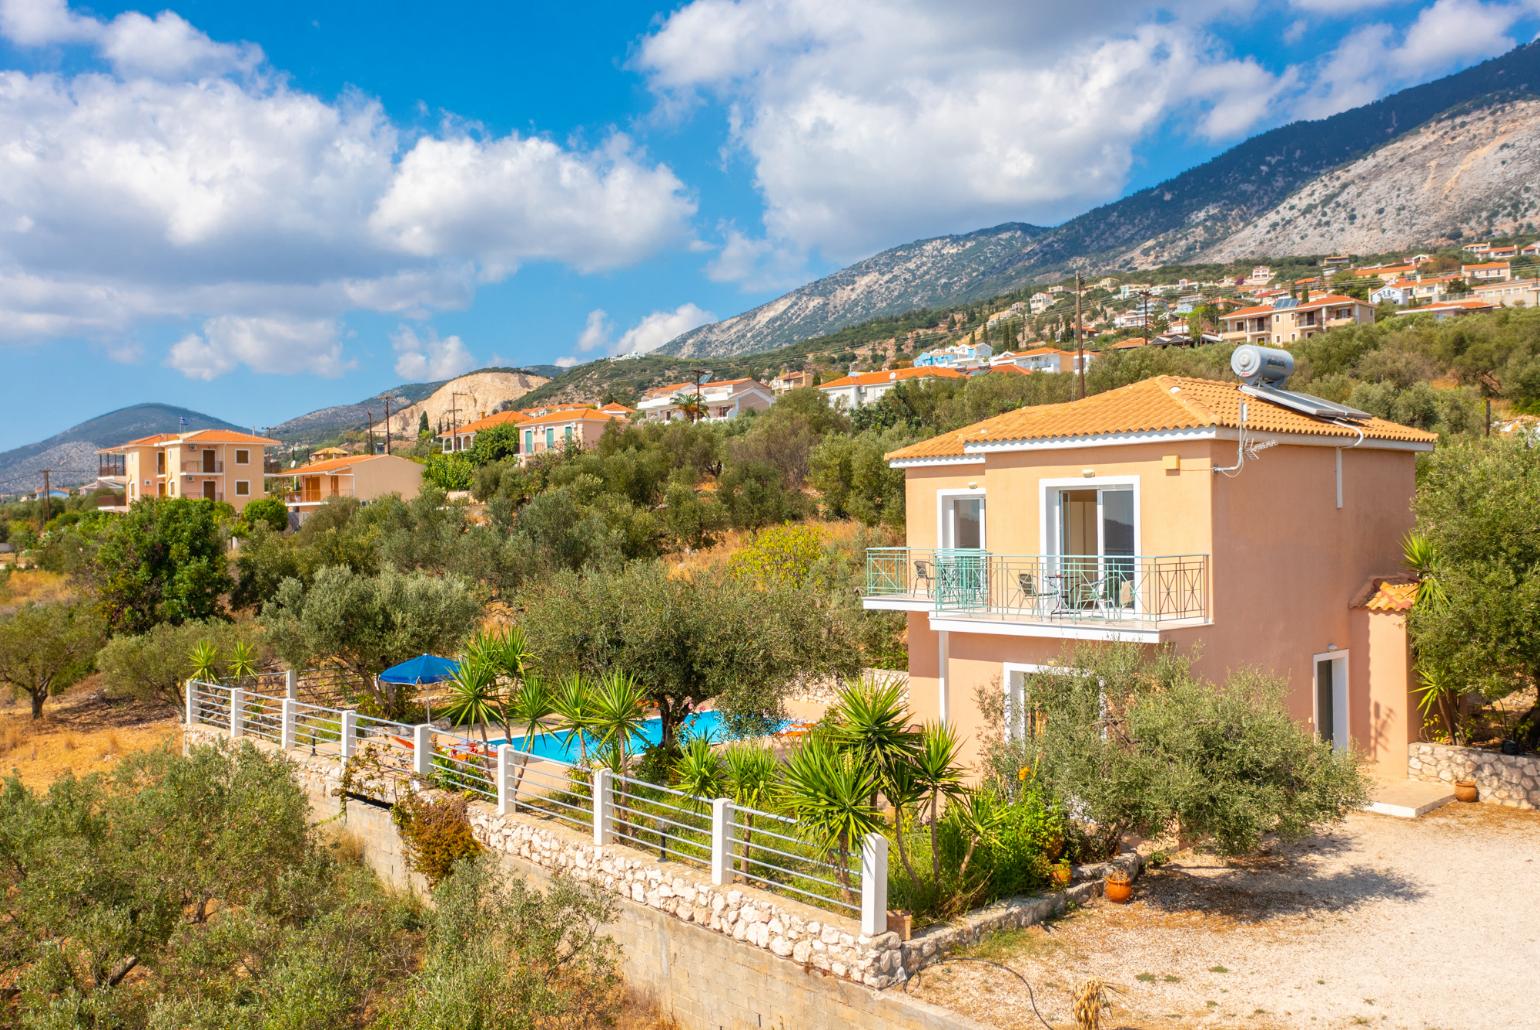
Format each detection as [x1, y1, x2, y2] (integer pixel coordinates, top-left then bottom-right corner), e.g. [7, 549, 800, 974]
[1231, 345, 1294, 387]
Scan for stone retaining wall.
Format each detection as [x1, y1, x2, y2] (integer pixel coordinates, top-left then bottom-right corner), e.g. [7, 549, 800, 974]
[1408, 741, 1540, 810]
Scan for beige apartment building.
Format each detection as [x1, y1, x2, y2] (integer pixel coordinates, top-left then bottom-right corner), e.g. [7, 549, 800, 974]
[282, 453, 424, 524]
[1219, 295, 1375, 345]
[99, 429, 280, 513]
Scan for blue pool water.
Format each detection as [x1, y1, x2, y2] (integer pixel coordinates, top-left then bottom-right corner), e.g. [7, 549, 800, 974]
[489, 710, 786, 764]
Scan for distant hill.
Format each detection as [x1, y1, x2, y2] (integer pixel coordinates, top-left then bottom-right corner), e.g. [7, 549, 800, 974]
[661, 41, 1540, 359]
[0, 403, 242, 494]
[268, 381, 445, 446]
[367, 368, 549, 442]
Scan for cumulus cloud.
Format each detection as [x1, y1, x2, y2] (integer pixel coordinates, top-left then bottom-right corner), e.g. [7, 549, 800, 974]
[391, 325, 476, 381]
[637, 1, 1292, 260]
[1298, 0, 1524, 117]
[0, 0, 696, 372]
[574, 304, 714, 357]
[706, 226, 809, 291]
[553, 355, 580, 368]
[167, 316, 347, 380]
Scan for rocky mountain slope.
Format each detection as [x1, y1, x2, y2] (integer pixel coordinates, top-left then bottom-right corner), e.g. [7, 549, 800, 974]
[0, 404, 241, 494]
[662, 41, 1540, 359]
[367, 369, 548, 442]
[1204, 98, 1540, 261]
[269, 382, 444, 446]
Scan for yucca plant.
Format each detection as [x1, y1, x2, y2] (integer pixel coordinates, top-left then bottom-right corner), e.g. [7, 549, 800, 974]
[914, 722, 968, 879]
[550, 672, 597, 766]
[674, 736, 726, 805]
[723, 742, 780, 873]
[188, 640, 220, 683]
[590, 670, 649, 773]
[488, 625, 537, 685]
[442, 656, 502, 746]
[503, 674, 556, 803]
[1402, 531, 1447, 610]
[227, 639, 259, 683]
[779, 734, 883, 901]
[828, 676, 920, 806]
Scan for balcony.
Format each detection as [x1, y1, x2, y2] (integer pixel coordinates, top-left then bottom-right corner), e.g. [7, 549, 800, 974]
[864, 548, 1209, 632]
[97, 456, 126, 479]
[182, 461, 224, 476]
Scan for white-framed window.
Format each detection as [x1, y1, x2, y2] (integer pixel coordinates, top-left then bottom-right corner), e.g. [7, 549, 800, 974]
[936, 488, 986, 550]
[235, 449, 249, 464]
[235, 480, 250, 496]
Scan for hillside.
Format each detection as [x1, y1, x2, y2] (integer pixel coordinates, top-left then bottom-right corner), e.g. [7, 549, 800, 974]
[368, 369, 549, 441]
[661, 41, 1540, 359]
[268, 382, 444, 446]
[0, 404, 241, 494]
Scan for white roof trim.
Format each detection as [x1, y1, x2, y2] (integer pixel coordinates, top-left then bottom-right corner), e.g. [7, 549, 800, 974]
[900, 424, 1432, 461]
[964, 428, 1218, 453]
[888, 455, 987, 469]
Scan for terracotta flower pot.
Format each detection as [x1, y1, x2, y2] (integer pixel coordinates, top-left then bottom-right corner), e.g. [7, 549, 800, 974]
[1105, 877, 1133, 904]
[1454, 779, 1478, 803]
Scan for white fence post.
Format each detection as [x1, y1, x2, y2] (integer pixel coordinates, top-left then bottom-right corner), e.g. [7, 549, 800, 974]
[339, 710, 356, 762]
[284, 668, 298, 700]
[860, 833, 889, 936]
[496, 744, 515, 816]
[592, 768, 613, 846]
[412, 724, 432, 779]
[229, 688, 245, 739]
[710, 798, 734, 886]
[280, 697, 296, 749]
[184, 681, 196, 728]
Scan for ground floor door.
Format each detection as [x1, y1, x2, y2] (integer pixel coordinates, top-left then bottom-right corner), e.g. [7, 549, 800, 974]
[1314, 651, 1349, 751]
[202, 481, 216, 500]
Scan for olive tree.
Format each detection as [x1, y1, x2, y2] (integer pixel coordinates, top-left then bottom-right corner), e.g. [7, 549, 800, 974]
[259, 565, 482, 716]
[96, 619, 266, 711]
[0, 601, 104, 719]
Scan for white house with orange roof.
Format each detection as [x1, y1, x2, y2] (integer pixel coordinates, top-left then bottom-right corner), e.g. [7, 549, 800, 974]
[990, 348, 1090, 375]
[818, 367, 967, 410]
[282, 453, 424, 524]
[1472, 278, 1540, 308]
[98, 429, 280, 512]
[635, 378, 772, 422]
[1219, 295, 1374, 345]
[439, 409, 530, 453]
[770, 370, 814, 395]
[861, 360, 1436, 778]
[1400, 298, 1496, 320]
[1461, 260, 1512, 282]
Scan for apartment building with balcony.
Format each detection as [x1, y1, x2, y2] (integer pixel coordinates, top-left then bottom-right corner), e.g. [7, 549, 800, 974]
[1219, 295, 1374, 345]
[282, 453, 424, 524]
[1461, 261, 1512, 282]
[518, 406, 629, 460]
[636, 378, 773, 422]
[99, 429, 280, 513]
[818, 366, 966, 410]
[862, 375, 1436, 776]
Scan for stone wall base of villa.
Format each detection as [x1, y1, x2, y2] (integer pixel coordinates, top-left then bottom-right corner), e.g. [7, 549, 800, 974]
[1408, 741, 1540, 810]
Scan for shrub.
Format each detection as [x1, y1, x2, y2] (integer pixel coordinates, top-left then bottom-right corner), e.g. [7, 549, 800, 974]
[392, 791, 483, 887]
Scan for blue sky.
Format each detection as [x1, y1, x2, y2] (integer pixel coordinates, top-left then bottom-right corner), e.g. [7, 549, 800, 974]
[1, 0, 1537, 449]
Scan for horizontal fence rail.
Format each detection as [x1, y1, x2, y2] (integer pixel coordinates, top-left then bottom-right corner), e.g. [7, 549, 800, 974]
[865, 547, 1209, 624]
[184, 679, 887, 931]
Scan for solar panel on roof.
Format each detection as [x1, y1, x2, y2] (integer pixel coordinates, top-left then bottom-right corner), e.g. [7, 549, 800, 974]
[1240, 383, 1371, 422]
[1272, 297, 1298, 310]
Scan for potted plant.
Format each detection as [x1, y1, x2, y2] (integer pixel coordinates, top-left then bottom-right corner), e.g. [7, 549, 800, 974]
[1104, 866, 1133, 904]
[1454, 777, 1479, 803]
[1051, 859, 1073, 887]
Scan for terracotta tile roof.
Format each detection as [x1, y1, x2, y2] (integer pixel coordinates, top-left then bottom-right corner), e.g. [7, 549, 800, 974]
[819, 366, 967, 389]
[1352, 575, 1419, 612]
[438, 410, 529, 438]
[643, 377, 754, 398]
[520, 407, 626, 427]
[886, 375, 1438, 461]
[1462, 261, 1511, 270]
[178, 429, 281, 446]
[109, 433, 179, 449]
[988, 364, 1034, 375]
[286, 454, 388, 475]
[599, 402, 634, 414]
[1106, 337, 1149, 350]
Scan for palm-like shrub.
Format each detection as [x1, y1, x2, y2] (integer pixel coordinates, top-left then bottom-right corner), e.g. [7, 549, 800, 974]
[779, 734, 882, 901]
[589, 671, 649, 772]
[550, 672, 597, 766]
[673, 737, 726, 803]
[189, 639, 220, 683]
[442, 656, 502, 746]
[227, 639, 259, 682]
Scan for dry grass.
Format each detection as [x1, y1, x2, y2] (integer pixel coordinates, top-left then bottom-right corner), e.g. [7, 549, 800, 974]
[0, 568, 76, 611]
[0, 677, 180, 790]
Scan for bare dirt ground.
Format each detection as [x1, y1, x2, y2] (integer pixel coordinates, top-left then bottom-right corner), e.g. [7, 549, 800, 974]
[0, 677, 181, 789]
[909, 804, 1540, 1030]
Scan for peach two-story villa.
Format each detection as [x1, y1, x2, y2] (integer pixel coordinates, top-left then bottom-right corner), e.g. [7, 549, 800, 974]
[863, 374, 1436, 777]
[98, 429, 280, 513]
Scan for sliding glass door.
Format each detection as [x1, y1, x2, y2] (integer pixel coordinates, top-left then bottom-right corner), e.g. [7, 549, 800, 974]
[1049, 486, 1135, 612]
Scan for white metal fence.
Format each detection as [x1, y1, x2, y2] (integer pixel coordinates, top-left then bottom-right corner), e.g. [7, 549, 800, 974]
[185, 679, 884, 931]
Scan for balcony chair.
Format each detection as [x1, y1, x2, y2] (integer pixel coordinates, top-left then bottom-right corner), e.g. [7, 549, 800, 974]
[1015, 572, 1060, 616]
[913, 559, 934, 597]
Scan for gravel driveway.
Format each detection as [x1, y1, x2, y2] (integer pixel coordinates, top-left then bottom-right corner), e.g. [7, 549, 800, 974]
[908, 803, 1540, 1029]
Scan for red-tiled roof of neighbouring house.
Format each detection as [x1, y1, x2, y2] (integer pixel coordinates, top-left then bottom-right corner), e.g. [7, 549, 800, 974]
[177, 429, 281, 445]
[438, 410, 531, 438]
[818, 367, 968, 389]
[599, 402, 634, 414]
[987, 364, 1034, 375]
[1462, 262, 1511, 270]
[885, 375, 1438, 461]
[286, 454, 389, 476]
[109, 432, 179, 449]
[643, 377, 755, 398]
[1352, 576, 1419, 612]
[1106, 337, 1149, 350]
[520, 407, 627, 427]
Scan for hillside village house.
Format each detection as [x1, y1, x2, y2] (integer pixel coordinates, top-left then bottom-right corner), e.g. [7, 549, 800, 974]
[1523, 241, 1540, 257]
[517, 406, 629, 460]
[769, 370, 814, 395]
[1461, 261, 1512, 282]
[1486, 245, 1518, 260]
[915, 341, 992, 370]
[818, 366, 967, 410]
[636, 378, 773, 422]
[440, 409, 528, 453]
[1472, 278, 1540, 308]
[990, 347, 1091, 375]
[1403, 298, 1495, 320]
[283, 453, 423, 524]
[99, 429, 280, 513]
[1219, 295, 1375, 345]
[861, 375, 1436, 777]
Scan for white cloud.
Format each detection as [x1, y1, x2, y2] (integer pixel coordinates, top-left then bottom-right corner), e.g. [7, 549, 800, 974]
[1298, 0, 1524, 117]
[637, 1, 1291, 260]
[391, 325, 476, 381]
[0, 1, 696, 367]
[614, 303, 714, 356]
[706, 226, 809, 291]
[553, 355, 579, 368]
[574, 303, 715, 357]
[167, 316, 347, 380]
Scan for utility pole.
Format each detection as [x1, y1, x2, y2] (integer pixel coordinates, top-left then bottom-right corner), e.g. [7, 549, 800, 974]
[365, 408, 375, 455]
[1074, 271, 1085, 400]
[1141, 289, 1151, 343]
[39, 469, 50, 526]
[383, 395, 392, 455]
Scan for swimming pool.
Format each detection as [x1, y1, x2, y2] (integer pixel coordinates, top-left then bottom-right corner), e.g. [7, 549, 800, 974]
[489, 710, 786, 764]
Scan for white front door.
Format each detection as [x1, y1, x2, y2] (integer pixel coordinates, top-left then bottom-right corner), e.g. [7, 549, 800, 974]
[1313, 652, 1349, 751]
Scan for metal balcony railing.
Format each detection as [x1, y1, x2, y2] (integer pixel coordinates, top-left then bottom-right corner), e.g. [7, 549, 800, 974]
[97, 457, 126, 477]
[183, 461, 224, 475]
[864, 547, 1209, 624]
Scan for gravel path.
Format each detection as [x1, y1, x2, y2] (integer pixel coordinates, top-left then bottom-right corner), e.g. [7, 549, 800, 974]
[908, 803, 1540, 1029]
